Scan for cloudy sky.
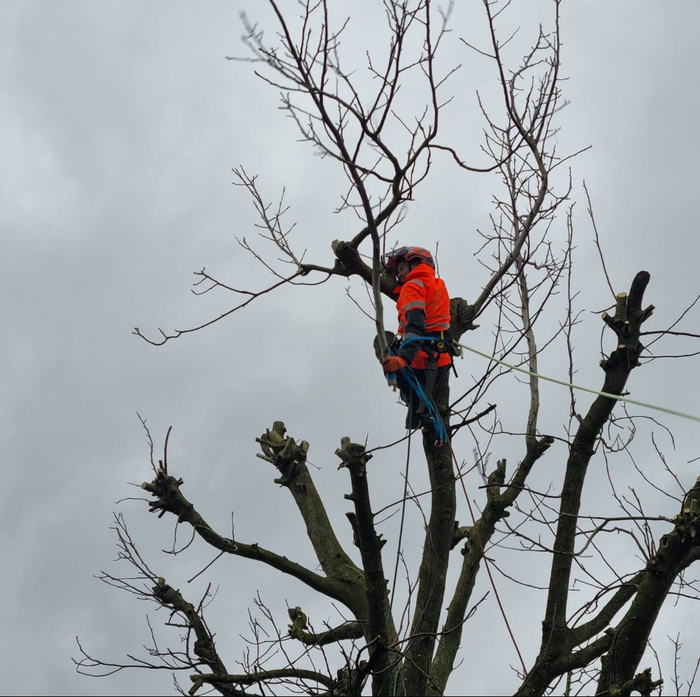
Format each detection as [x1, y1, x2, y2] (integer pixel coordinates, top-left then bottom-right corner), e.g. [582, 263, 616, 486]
[2, 1, 700, 695]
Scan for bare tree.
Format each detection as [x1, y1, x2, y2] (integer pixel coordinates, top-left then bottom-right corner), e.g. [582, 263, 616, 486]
[78, 2, 700, 695]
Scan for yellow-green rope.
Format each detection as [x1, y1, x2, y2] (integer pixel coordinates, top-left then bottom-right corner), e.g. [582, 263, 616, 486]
[457, 342, 700, 424]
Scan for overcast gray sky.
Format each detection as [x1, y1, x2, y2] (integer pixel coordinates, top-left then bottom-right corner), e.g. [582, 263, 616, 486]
[2, 1, 700, 695]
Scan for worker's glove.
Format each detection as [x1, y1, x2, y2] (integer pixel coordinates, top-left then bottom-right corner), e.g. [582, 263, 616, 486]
[382, 356, 408, 373]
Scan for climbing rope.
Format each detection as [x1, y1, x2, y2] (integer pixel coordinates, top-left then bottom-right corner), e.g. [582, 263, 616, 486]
[382, 357, 527, 676]
[399, 366, 448, 444]
[439, 338, 700, 674]
[381, 335, 700, 679]
[381, 408, 526, 673]
[447, 439, 528, 674]
[389, 431, 412, 617]
[387, 431, 413, 697]
[456, 341, 700, 424]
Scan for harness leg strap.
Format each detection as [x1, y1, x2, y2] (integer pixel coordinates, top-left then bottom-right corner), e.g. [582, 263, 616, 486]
[416, 351, 439, 415]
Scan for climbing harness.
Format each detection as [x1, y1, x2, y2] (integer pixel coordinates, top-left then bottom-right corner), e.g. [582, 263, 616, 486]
[385, 335, 452, 446]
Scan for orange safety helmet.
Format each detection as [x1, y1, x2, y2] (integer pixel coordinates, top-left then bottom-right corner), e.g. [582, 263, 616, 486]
[382, 246, 435, 273]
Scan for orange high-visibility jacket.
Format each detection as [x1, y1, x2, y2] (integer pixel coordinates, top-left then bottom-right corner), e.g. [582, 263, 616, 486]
[394, 263, 451, 370]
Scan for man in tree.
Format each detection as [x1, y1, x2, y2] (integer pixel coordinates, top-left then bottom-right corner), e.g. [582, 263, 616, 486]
[378, 246, 452, 443]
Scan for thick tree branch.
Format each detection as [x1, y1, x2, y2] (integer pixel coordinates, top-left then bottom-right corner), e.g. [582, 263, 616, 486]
[402, 440, 456, 695]
[568, 573, 644, 650]
[336, 437, 398, 694]
[190, 667, 334, 694]
[596, 481, 700, 694]
[141, 468, 361, 611]
[289, 618, 365, 647]
[518, 272, 654, 696]
[256, 422, 365, 593]
[152, 579, 240, 697]
[430, 442, 552, 694]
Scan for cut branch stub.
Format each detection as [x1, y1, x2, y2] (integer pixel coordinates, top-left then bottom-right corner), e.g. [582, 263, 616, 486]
[631, 668, 663, 697]
[331, 239, 397, 298]
[256, 421, 310, 486]
[335, 436, 373, 476]
[451, 522, 472, 550]
[655, 480, 700, 559]
[287, 606, 308, 639]
[613, 292, 628, 323]
[448, 297, 479, 347]
[141, 470, 189, 521]
[600, 271, 654, 371]
[486, 458, 507, 502]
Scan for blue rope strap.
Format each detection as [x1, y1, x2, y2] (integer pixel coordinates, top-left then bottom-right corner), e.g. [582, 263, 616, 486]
[386, 336, 449, 444]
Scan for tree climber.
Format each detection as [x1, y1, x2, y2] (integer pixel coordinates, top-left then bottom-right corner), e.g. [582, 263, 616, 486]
[376, 246, 452, 444]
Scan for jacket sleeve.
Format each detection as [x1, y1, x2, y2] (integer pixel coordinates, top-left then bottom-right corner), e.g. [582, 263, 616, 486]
[398, 308, 426, 363]
[397, 282, 427, 364]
